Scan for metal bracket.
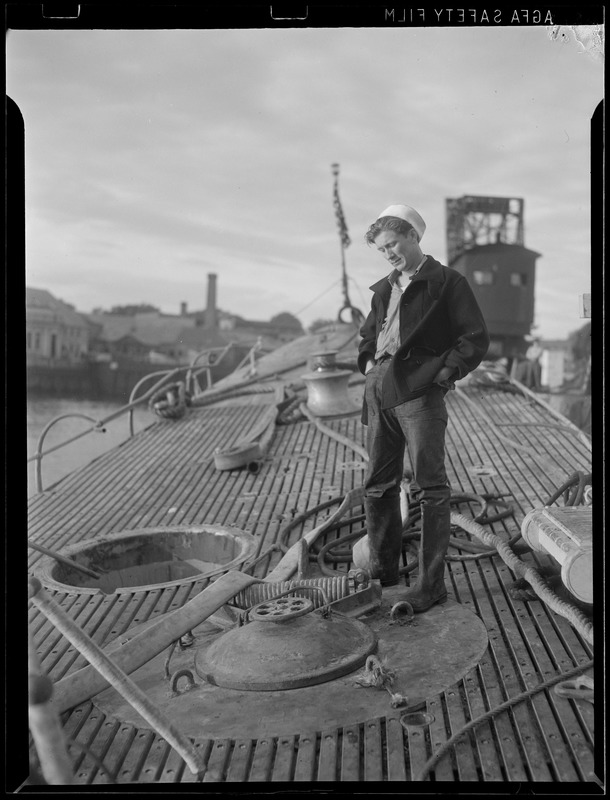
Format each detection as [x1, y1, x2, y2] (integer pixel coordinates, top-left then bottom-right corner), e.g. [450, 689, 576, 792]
[170, 669, 198, 697]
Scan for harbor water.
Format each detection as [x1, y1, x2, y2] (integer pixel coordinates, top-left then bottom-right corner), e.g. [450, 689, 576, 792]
[27, 397, 153, 497]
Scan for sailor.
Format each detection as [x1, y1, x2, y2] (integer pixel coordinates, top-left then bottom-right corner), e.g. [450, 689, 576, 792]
[524, 337, 543, 390]
[356, 204, 490, 611]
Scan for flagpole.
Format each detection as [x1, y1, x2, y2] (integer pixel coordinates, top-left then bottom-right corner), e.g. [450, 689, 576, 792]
[332, 164, 349, 306]
[331, 163, 361, 324]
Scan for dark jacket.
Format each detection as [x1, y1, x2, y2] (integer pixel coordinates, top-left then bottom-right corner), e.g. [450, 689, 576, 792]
[358, 256, 489, 424]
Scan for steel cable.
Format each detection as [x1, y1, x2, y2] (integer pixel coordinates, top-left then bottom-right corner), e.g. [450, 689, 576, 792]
[545, 471, 592, 507]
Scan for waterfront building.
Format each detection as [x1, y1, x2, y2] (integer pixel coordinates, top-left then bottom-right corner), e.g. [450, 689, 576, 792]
[26, 288, 90, 364]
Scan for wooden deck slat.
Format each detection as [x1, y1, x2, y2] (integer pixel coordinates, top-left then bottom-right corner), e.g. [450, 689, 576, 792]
[57, 701, 95, 771]
[444, 686, 481, 781]
[480, 605, 559, 782]
[29, 591, 81, 653]
[156, 744, 189, 783]
[134, 735, 173, 783]
[403, 722, 430, 781]
[73, 715, 122, 784]
[36, 594, 107, 678]
[64, 594, 137, 674]
[69, 593, 123, 648]
[340, 724, 361, 781]
[447, 390, 587, 514]
[484, 562, 591, 781]
[272, 734, 296, 782]
[452, 561, 530, 781]
[28, 421, 180, 539]
[99, 422, 235, 530]
[202, 739, 231, 782]
[494, 392, 590, 484]
[460, 670, 506, 781]
[426, 695, 456, 781]
[179, 740, 212, 783]
[128, 409, 264, 527]
[293, 733, 317, 782]
[445, 568, 508, 781]
[446, 422, 532, 521]
[317, 728, 339, 781]
[136, 419, 229, 524]
[182, 422, 270, 525]
[469, 562, 556, 783]
[481, 392, 590, 474]
[225, 739, 254, 782]
[94, 720, 139, 785]
[80, 591, 160, 652]
[248, 737, 275, 782]
[67, 705, 107, 781]
[448, 408, 547, 514]
[496, 571, 594, 768]
[385, 716, 407, 782]
[28, 405, 272, 546]
[363, 718, 384, 781]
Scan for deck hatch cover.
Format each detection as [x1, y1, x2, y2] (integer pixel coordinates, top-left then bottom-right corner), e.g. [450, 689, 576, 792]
[194, 610, 377, 690]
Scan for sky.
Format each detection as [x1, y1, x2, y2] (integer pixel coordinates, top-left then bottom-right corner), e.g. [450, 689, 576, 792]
[6, 18, 603, 340]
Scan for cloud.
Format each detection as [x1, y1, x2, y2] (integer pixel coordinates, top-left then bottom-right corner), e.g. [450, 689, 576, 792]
[8, 24, 603, 337]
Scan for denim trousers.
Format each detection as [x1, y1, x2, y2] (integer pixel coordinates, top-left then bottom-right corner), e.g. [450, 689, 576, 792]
[363, 359, 451, 508]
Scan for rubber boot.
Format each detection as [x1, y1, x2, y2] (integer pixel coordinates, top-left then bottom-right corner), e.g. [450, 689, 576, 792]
[401, 504, 451, 612]
[360, 496, 403, 586]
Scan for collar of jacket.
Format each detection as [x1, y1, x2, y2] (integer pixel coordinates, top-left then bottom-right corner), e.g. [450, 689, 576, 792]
[368, 256, 446, 300]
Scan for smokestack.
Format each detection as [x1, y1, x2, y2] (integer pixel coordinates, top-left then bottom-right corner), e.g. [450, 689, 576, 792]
[205, 273, 218, 329]
[180, 302, 187, 316]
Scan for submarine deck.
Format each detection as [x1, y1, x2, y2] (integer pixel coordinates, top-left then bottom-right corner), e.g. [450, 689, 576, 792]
[25, 365, 598, 786]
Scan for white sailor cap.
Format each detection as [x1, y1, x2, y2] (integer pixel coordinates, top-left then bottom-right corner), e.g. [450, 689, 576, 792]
[377, 204, 426, 241]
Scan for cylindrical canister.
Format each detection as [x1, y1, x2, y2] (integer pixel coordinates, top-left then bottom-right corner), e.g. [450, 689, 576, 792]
[521, 507, 592, 604]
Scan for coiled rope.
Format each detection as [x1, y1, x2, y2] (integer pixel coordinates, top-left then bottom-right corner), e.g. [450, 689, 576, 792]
[413, 657, 594, 782]
[149, 381, 189, 420]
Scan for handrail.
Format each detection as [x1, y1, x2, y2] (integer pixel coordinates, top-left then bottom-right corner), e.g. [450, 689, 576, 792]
[30, 414, 105, 494]
[231, 337, 264, 375]
[29, 368, 182, 493]
[185, 342, 234, 393]
[127, 367, 183, 435]
[126, 344, 238, 431]
[27, 342, 261, 494]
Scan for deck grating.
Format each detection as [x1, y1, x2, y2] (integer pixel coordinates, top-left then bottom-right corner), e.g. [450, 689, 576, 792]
[25, 383, 596, 785]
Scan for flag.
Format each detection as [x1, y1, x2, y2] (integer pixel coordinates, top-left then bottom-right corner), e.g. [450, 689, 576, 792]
[332, 165, 351, 249]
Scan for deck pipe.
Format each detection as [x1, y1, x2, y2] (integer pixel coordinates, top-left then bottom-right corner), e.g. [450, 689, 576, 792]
[44, 570, 260, 714]
[29, 577, 206, 777]
[28, 540, 103, 581]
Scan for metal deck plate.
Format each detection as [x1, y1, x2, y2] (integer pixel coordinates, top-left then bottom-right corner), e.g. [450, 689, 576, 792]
[94, 592, 488, 740]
